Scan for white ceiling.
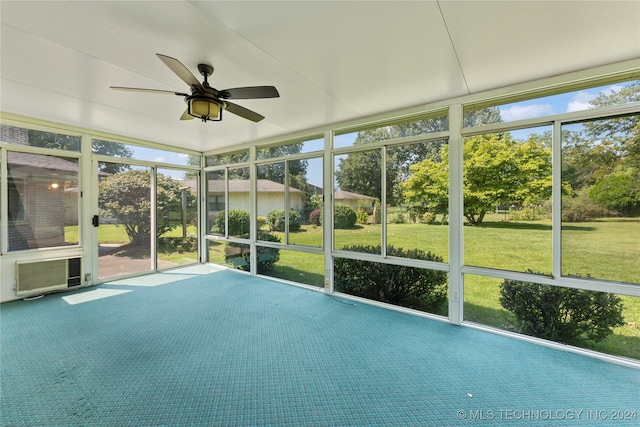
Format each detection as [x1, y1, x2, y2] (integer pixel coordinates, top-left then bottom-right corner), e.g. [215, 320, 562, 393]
[1, 1, 639, 153]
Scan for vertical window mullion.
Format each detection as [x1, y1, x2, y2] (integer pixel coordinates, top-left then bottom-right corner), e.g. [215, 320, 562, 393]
[552, 120, 562, 279]
[150, 167, 157, 271]
[448, 103, 464, 325]
[381, 146, 387, 257]
[0, 148, 6, 255]
[284, 161, 290, 244]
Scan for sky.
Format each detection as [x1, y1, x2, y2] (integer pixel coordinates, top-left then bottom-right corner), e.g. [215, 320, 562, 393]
[498, 83, 625, 122]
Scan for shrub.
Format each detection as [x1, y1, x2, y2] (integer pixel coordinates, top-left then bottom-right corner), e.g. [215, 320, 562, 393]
[334, 204, 357, 229]
[256, 216, 268, 230]
[267, 209, 301, 232]
[225, 231, 281, 273]
[355, 208, 369, 224]
[372, 205, 381, 224]
[561, 191, 611, 222]
[158, 235, 197, 253]
[334, 244, 448, 315]
[422, 211, 436, 224]
[309, 209, 322, 225]
[389, 212, 406, 224]
[309, 194, 323, 209]
[499, 273, 624, 344]
[510, 205, 549, 221]
[214, 209, 250, 236]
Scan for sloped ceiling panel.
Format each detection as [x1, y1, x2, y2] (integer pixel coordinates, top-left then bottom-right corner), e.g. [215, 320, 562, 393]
[1, 1, 639, 152]
[440, 0, 640, 93]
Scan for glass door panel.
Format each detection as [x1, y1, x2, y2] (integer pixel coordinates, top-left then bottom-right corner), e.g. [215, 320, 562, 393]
[97, 162, 152, 280]
[156, 168, 199, 269]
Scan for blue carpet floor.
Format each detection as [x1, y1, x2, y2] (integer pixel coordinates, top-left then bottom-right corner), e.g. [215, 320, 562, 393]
[1, 268, 639, 426]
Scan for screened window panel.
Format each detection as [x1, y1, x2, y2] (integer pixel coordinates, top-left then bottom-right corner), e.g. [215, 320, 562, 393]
[561, 115, 640, 285]
[463, 126, 553, 274]
[7, 152, 79, 251]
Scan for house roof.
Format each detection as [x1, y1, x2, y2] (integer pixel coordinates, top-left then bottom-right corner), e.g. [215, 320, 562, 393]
[334, 190, 376, 201]
[7, 152, 79, 176]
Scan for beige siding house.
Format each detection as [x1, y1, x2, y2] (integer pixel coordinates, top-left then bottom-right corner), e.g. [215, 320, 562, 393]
[334, 190, 377, 210]
[184, 179, 306, 217]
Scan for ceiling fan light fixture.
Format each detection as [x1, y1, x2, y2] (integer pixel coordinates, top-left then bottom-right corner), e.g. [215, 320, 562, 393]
[187, 96, 223, 122]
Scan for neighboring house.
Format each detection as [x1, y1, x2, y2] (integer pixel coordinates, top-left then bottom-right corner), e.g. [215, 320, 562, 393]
[334, 190, 377, 211]
[7, 152, 78, 251]
[183, 179, 306, 218]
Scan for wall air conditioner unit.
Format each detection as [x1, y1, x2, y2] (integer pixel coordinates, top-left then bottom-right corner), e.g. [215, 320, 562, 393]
[15, 257, 82, 297]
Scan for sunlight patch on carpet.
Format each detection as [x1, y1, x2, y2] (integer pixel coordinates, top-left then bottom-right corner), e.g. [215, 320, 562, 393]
[62, 288, 132, 305]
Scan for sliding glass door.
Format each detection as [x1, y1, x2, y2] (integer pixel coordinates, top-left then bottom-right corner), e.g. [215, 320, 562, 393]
[97, 161, 152, 280]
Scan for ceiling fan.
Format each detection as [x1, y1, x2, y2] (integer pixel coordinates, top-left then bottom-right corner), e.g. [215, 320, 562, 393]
[111, 53, 279, 122]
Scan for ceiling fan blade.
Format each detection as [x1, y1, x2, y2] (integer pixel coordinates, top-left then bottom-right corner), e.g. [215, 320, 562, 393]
[220, 86, 279, 99]
[225, 101, 265, 122]
[156, 53, 204, 91]
[180, 109, 194, 121]
[110, 86, 188, 96]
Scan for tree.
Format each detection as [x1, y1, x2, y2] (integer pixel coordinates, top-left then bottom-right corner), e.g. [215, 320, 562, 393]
[26, 130, 81, 151]
[91, 139, 135, 174]
[463, 106, 502, 127]
[561, 82, 640, 216]
[401, 147, 449, 217]
[256, 143, 308, 184]
[99, 170, 197, 247]
[589, 166, 640, 216]
[184, 154, 202, 179]
[335, 148, 385, 200]
[402, 132, 553, 226]
[334, 111, 495, 206]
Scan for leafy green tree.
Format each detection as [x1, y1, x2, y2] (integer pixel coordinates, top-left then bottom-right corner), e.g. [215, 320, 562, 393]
[24, 133, 133, 174]
[589, 166, 640, 216]
[334, 112, 494, 206]
[335, 148, 385, 200]
[99, 170, 196, 247]
[401, 147, 449, 217]
[256, 143, 308, 185]
[560, 82, 640, 216]
[91, 139, 135, 174]
[403, 133, 554, 226]
[184, 154, 202, 179]
[463, 106, 502, 127]
[26, 130, 81, 151]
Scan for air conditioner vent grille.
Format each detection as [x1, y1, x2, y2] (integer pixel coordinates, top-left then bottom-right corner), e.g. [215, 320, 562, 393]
[16, 258, 81, 296]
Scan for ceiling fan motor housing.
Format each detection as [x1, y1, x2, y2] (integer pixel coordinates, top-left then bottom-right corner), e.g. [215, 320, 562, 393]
[198, 63, 214, 78]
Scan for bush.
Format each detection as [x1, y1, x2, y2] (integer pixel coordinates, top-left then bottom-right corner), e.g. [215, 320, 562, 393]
[561, 192, 611, 222]
[334, 244, 448, 315]
[510, 205, 549, 221]
[389, 212, 406, 224]
[422, 211, 436, 224]
[214, 209, 250, 236]
[309, 209, 322, 225]
[224, 231, 281, 273]
[158, 235, 198, 253]
[267, 209, 301, 232]
[499, 273, 624, 344]
[334, 205, 357, 229]
[355, 208, 369, 224]
[257, 216, 268, 230]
